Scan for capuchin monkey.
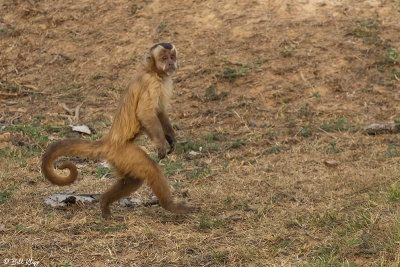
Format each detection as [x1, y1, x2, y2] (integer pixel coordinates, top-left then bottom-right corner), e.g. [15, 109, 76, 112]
[42, 43, 195, 219]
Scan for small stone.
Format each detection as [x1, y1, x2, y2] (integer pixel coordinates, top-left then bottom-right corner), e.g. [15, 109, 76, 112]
[324, 159, 340, 167]
[71, 125, 91, 135]
[189, 151, 200, 156]
[249, 120, 258, 127]
[120, 198, 142, 207]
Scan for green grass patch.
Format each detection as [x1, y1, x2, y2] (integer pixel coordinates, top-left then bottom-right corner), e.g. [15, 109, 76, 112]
[308, 246, 343, 267]
[176, 138, 202, 154]
[222, 64, 248, 82]
[321, 118, 349, 132]
[391, 67, 400, 81]
[84, 133, 103, 141]
[186, 161, 211, 179]
[353, 17, 381, 45]
[326, 141, 340, 154]
[203, 132, 227, 142]
[229, 138, 247, 149]
[386, 144, 400, 158]
[211, 250, 229, 264]
[267, 145, 283, 154]
[299, 103, 313, 118]
[58, 261, 74, 267]
[0, 186, 15, 204]
[312, 210, 339, 228]
[95, 166, 111, 178]
[94, 222, 127, 233]
[0, 81, 19, 92]
[300, 126, 311, 137]
[381, 48, 399, 65]
[345, 209, 372, 234]
[198, 217, 224, 230]
[4, 124, 49, 146]
[387, 183, 400, 201]
[311, 91, 321, 98]
[205, 85, 228, 101]
[0, 145, 41, 159]
[160, 158, 184, 177]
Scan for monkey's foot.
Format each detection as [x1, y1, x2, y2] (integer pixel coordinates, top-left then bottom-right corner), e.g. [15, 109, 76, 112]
[100, 199, 112, 219]
[101, 211, 112, 220]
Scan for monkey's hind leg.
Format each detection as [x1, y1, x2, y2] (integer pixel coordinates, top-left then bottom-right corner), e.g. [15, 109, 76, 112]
[125, 144, 194, 214]
[100, 176, 144, 219]
[146, 165, 193, 214]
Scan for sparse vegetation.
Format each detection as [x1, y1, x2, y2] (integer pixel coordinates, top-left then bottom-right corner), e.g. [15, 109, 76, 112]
[311, 91, 321, 98]
[2, 0, 400, 266]
[299, 103, 313, 118]
[381, 48, 399, 65]
[326, 140, 340, 154]
[58, 260, 74, 267]
[267, 145, 283, 154]
[0, 186, 15, 203]
[321, 118, 349, 132]
[95, 166, 111, 178]
[387, 183, 400, 202]
[4, 124, 49, 147]
[94, 222, 128, 233]
[198, 217, 225, 230]
[300, 126, 311, 137]
[203, 132, 227, 142]
[229, 138, 247, 149]
[222, 65, 248, 82]
[205, 85, 228, 101]
[386, 144, 400, 158]
[161, 158, 184, 177]
[354, 17, 381, 45]
[186, 161, 211, 179]
[175, 138, 202, 153]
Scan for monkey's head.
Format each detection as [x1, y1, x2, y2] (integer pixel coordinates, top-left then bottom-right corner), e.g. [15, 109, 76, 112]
[146, 43, 178, 77]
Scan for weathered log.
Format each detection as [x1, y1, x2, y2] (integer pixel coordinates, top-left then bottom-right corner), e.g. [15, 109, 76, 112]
[364, 121, 399, 135]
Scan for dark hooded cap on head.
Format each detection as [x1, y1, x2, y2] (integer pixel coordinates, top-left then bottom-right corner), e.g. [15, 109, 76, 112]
[150, 43, 174, 51]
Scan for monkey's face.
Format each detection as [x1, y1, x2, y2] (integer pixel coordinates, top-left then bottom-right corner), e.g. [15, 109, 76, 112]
[156, 49, 177, 76]
[150, 44, 178, 76]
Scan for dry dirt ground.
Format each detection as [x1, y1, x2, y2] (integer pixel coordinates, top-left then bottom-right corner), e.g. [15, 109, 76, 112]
[1, 0, 400, 266]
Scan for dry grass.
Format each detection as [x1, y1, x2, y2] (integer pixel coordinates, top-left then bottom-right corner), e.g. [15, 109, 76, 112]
[1, 0, 400, 266]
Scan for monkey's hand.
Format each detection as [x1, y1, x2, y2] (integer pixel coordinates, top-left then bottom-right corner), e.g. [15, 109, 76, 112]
[165, 134, 176, 154]
[158, 145, 167, 159]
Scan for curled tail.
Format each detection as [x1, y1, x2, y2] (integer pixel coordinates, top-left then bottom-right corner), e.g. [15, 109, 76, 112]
[41, 139, 105, 186]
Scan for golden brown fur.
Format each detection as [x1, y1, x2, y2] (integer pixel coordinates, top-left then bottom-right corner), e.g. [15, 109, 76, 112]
[41, 43, 193, 219]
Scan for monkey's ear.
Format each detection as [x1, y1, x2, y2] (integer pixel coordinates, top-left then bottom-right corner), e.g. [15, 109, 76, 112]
[144, 51, 152, 64]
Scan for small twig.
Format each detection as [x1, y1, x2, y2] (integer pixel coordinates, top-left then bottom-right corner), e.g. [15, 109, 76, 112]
[10, 114, 23, 124]
[60, 103, 74, 115]
[22, 84, 39, 91]
[60, 103, 83, 122]
[233, 109, 250, 130]
[0, 92, 18, 97]
[318, 127, 337, 139]
[74, 103, 83, 122]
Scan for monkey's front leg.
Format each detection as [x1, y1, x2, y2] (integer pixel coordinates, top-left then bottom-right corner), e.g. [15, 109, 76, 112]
[158, 111, 176, 154]
[138, 113, 168, 159]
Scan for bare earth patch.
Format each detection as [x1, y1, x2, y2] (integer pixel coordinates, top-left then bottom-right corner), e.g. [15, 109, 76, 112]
[1, 0, 400, 266]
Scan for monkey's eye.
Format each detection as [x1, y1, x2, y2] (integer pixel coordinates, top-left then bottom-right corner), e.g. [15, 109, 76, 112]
[170, 56, 175, 60]
[162, 56, 168, 61]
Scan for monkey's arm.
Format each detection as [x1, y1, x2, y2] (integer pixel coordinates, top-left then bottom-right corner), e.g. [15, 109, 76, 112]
[137, 110, 167, 159]
[158, 111, 176, 154]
